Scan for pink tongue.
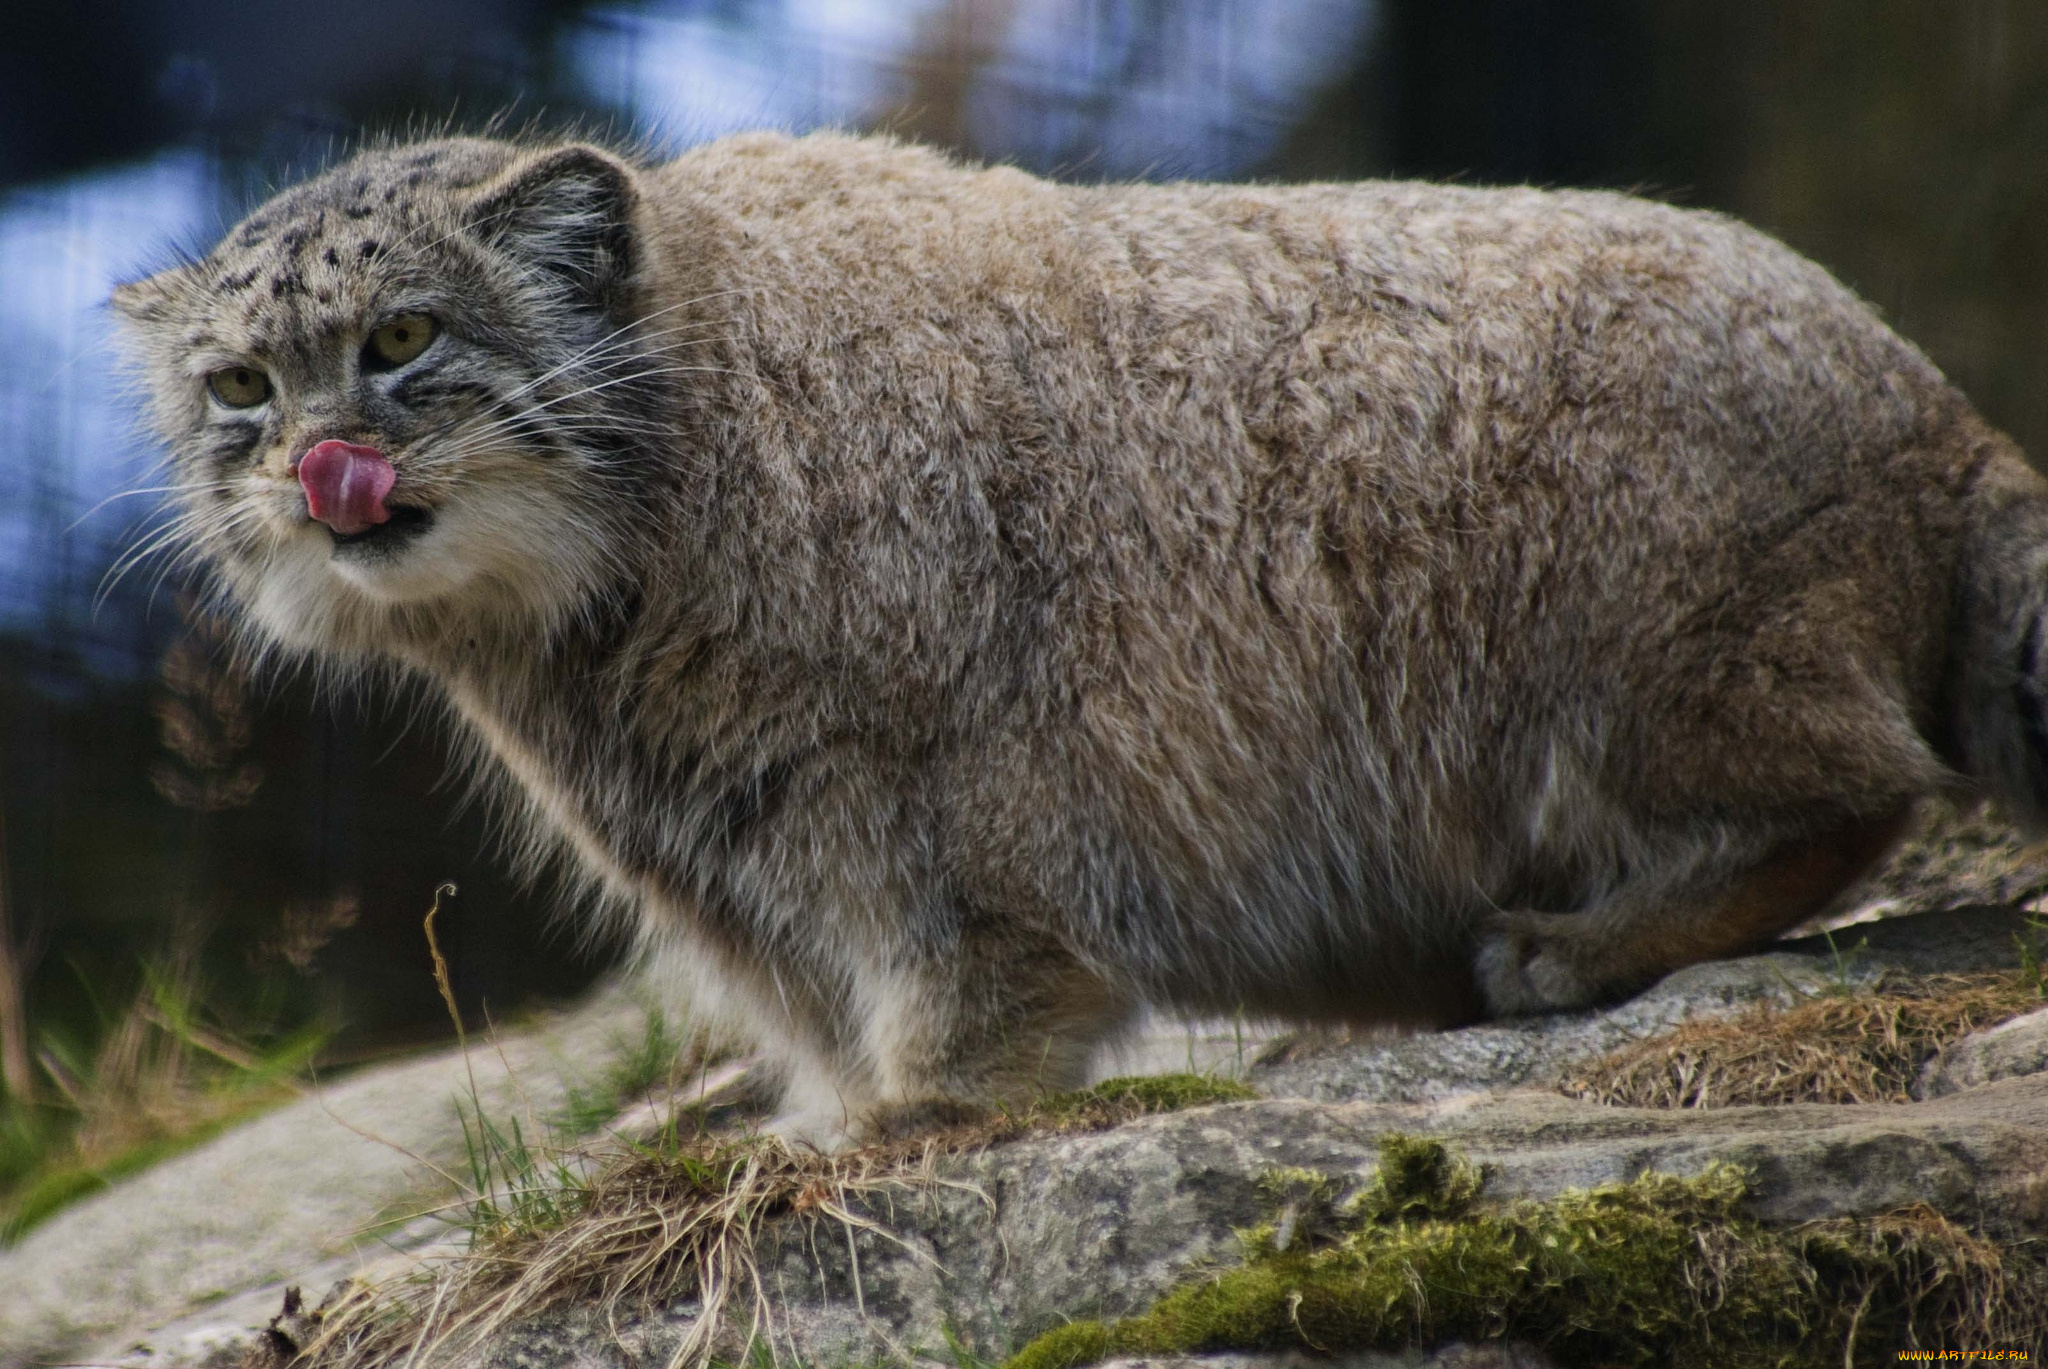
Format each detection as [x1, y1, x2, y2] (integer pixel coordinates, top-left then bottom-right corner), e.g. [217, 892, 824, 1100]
[298, 440, 396, 536]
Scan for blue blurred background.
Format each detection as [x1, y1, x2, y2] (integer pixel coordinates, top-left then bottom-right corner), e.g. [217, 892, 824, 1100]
[2, 0, 2047, 1108]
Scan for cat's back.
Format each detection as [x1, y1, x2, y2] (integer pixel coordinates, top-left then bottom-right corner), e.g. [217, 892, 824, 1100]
[645, 131, 1949, 479]
[634, 132, 1966, 683]
[626, 134, 1984, 840]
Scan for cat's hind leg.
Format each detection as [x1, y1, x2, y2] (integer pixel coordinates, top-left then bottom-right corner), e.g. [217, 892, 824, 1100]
[1475, 808, 1912, 1015]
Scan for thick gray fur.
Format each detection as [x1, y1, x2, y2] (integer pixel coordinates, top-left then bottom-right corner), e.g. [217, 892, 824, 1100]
[112, 131, 2048, 1144]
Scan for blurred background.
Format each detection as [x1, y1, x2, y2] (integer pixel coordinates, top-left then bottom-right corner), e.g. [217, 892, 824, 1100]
[3, 0, 2047, 1227]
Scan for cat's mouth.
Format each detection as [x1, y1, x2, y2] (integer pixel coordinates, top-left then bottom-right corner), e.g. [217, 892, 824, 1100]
[327, 503, 435, 554]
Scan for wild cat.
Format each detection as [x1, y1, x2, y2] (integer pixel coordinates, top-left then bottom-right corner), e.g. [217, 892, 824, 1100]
[114, 131, 2048, 1145]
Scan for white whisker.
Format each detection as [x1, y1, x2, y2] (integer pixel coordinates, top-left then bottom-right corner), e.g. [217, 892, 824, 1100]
[497, 301, 742, 404]
[66, 482, 230, 534]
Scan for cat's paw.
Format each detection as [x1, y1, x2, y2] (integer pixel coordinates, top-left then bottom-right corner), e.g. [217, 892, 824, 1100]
[858, 1096, 995, 1141]
[1472, 913, 1607, 1017]
[762, 1094, 990, 1152]
[761, 1102, 861, 1154]
[760, 1066, 865, 1152]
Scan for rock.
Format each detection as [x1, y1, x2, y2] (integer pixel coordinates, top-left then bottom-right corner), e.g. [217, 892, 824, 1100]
[0, 987, 658, 1368]
[402, 1073, 2048, 1367]
[1806, 901, 2043, 977]
[15, 905, 2048, 1369]
[1250, 904, 2034, 1105]
[1920, 1004, 2048, 1096]
[1824, 797, 2048, 926]
[1097, 1352, 1557, 1369]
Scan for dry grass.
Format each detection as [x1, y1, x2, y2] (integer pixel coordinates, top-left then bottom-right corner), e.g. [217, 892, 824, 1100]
[282, 1132, 965, 1369]
[257, 1035, 1254, 1369]
[56, 975, 304, 1158]
[1561, 971, 2047, 1109]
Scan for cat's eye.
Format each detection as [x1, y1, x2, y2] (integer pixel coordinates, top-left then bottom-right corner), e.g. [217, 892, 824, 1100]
[206, 366, 271, 408]
[365, 314, 438, 369]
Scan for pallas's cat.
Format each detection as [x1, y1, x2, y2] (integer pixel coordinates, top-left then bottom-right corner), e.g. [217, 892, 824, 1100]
[114, 132, 2048, 1144]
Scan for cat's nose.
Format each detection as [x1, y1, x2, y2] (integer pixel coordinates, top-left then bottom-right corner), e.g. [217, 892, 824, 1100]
[297, 440, 395, 536]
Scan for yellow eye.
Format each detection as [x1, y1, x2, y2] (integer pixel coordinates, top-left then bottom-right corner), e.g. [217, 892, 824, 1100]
[206, 365, 271, 408]
[367, 313, 437, 368]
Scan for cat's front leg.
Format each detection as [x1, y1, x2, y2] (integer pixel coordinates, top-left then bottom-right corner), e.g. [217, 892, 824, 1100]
[845, 917, 1135, 1144]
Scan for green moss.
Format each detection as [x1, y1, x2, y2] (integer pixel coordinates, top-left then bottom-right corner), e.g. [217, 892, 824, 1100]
[1345, 1132, 1485, 1225]
[1031, 1072, 1257, 1128]
[1001, 1135, 2043, 1369]
[1002, 1320, 1112, 1369]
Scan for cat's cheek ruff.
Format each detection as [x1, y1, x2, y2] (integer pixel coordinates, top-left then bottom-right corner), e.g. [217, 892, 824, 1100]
[219, 484, 616, 658]
[432, 485, 622, 631]
[328, 534, 472, 604]
[236, 542, 364, 656]
[312, 482, 609, 621]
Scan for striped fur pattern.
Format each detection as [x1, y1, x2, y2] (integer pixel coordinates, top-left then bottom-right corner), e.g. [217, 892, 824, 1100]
[114, 131, 2048, 1144]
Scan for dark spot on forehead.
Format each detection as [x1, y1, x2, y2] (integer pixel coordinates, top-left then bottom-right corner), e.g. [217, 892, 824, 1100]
[285, 332, 319, 371]
[344, 203, 375, 220]
[316, 289, 334, 304]
[235, 213, 274, 247]
[322, 246, 340, 267]
[270, 270, 306, 299]
[359, 240, 382, 260]
[215, 266, 260, 293]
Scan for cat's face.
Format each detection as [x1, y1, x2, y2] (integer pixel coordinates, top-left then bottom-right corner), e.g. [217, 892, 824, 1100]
[114, 139, 660, 662]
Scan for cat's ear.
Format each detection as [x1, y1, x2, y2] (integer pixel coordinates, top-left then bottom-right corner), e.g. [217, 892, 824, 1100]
[469, 145, 639, 313]
[110, 270, 182, 325]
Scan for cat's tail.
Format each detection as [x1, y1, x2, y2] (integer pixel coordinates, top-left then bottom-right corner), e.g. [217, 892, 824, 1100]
[1951, 440, 2048, 832]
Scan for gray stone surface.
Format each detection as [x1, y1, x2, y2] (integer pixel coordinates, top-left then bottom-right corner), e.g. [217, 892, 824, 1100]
[1808, 901, 2044, 977]
[1248, 905, 2033, 1105]
[16, 905, 2048, 1369]
[0, 987, 657, 1368]
[1099, 1352, 1557, 1369]
[442, 1072, 2048, 1367]
[1920, 1003, 2048, 1096]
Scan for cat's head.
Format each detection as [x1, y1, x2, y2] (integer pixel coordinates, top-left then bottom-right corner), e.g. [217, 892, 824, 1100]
[113, 138, 673, 665]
